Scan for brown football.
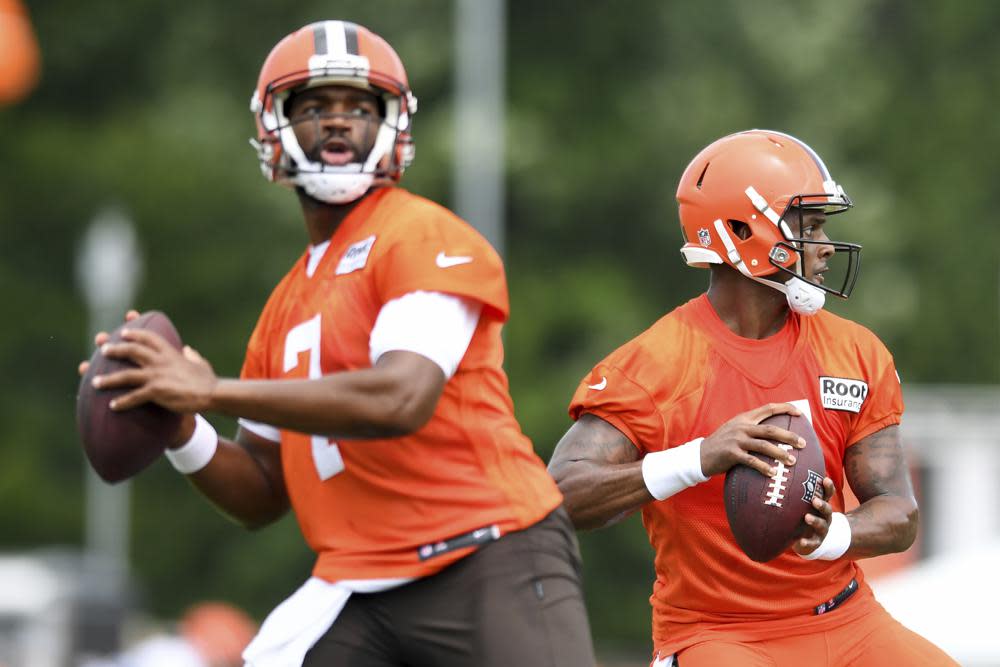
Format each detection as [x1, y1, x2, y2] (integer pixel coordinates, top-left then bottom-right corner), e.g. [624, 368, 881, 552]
[76, 311, 183, 483]
[723, 412, 827, 562]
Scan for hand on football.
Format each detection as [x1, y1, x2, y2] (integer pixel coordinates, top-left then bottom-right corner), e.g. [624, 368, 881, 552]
[699, 403, 806, 478]
[90, 328, 218, 414]
[77, 309, 141, 377]
[793, 476, 837, 556]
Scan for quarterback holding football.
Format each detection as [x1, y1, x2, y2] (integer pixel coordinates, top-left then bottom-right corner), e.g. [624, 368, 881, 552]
[84, 20, 595, 667]
[548, 130, 957, 667]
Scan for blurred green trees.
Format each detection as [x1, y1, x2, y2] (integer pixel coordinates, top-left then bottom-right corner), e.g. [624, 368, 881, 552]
[2, 0, 998, 659]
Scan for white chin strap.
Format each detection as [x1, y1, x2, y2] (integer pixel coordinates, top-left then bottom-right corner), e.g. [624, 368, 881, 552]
[712, 218, 826, 316]
[777, 276, 826, 315]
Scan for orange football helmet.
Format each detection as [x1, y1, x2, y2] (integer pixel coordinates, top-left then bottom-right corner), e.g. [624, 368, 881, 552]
[250, 21, 417, 203]
[676, 130, 860, 314]
[0, 0, 40, 105]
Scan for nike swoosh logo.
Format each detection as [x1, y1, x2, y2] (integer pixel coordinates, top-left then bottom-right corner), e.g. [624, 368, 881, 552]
[587, 377, 607, 391]
[436, 252, 474, 268]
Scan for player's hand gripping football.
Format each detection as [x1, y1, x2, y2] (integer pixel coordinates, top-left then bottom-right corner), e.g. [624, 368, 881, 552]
[77, 309, 141, 377]
[793, 476, 837, 557]
[79, 310, 217, 414]
[699, 403, 806, 478]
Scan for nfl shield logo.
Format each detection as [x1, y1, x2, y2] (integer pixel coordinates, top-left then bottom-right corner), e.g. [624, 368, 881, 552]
[697, 228, 711, 247]
[802, 470, 823, 503]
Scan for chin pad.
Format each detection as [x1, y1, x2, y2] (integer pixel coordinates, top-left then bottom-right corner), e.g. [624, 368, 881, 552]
[785, 277, 826, 315]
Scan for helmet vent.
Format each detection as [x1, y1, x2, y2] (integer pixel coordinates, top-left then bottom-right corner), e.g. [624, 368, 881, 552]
[727, 219, 753, 240]
[696, 162, 710, 189]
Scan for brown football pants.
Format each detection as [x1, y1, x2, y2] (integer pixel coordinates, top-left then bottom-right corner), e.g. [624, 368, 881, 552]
[303, 507, 596, 666]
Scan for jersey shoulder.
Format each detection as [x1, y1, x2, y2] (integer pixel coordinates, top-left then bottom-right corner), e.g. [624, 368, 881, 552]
[366, 187, 509, 318]
[808, 309, 893, 362]
[570, 299, 710, 446]
[376, 187, 494, 249]
[603, 297, 711, 387]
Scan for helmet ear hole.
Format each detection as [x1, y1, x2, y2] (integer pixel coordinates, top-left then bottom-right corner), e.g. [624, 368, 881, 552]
[727, 219, 753, 241]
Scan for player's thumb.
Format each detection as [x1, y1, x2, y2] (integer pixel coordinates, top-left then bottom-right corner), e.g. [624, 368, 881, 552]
[182, 345, 205, 363]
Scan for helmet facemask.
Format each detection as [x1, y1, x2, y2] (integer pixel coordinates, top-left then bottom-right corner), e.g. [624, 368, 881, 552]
[739, 180, 860, 315]
[765, 195, 862, 315]
[255, 75, 413, 204]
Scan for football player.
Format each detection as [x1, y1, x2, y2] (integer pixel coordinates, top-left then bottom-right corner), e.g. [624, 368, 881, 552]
[85, 21, 595, 666]
[547, 130, 957, 666]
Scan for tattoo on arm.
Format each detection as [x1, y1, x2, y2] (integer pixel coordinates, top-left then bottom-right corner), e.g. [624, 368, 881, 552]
[844, 424, 919, 556]
[548, 414, 646, 530]
[563, 415, 641, 467]
[845, 425, 913, 503]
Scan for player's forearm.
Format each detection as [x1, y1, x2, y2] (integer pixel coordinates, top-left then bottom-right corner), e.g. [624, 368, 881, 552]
[550, 461, 652, 530]
[207, 370, 430, 439]
[185, 436, 290, 530]
[844, 494, 919, 559]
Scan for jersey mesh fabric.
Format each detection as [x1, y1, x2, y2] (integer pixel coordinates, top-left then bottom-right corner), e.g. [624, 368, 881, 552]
[241, 187, 562, 581]
[569, 294, 903, 655]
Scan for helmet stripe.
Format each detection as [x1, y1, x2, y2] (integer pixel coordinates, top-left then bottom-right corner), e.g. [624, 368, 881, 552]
[315, 21, 353, 57]
[344, 22, 359, 55]
[313, 23, 328, 55]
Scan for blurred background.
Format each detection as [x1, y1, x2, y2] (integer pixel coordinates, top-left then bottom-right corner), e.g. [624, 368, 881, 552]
[1, 0, 998, 665]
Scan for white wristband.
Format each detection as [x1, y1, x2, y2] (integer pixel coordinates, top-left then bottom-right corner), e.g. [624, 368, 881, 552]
[642, 438, 710, 501]
[164, 414, 218, 474]
[800, 511, 852, 560]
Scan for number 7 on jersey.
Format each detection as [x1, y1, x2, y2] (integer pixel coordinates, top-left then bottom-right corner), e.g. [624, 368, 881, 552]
[283, 314, 345, 480]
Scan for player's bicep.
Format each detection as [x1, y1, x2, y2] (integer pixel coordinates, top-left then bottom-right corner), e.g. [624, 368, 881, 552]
[844, 425, 914, 503]
[548, 413, 641, 478]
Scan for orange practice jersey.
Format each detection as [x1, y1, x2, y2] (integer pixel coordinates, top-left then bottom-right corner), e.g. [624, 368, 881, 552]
[242, 187, 562, 581]
[569, 294, 904, 655]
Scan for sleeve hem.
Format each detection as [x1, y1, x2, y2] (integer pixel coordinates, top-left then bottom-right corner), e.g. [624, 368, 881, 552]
[381, 282, 508, 322]
[573, 410, 643, 454]
[847, 414, 901, 447]
[238, 418, 282, 443]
